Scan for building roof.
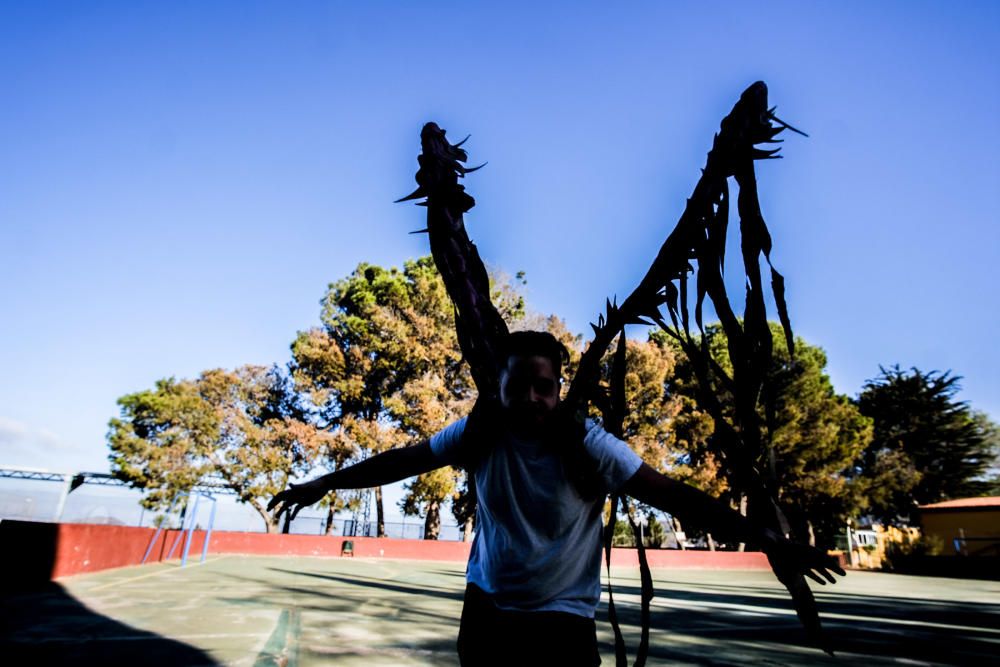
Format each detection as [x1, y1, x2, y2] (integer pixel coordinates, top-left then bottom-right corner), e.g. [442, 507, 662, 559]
[918, 496, 1000, 510]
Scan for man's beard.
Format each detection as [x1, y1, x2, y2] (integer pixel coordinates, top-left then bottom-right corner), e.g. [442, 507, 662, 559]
[507, 404, 551, 433]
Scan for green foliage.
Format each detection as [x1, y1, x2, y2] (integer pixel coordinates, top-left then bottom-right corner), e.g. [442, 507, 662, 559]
[400, 467, 455, 540]
[856, 366, 1000, 524]
[661, 323, 872, 548]
[612, 518, 636, 547]
[645, 514, 666, 548]
[108, 377, 218, 510]
[977, 411, 1000, 494]
[450, 474, 477, 538]
[610, 511, 665, 548]
[108, 365, 341, 532]
[292, 256, 572, 538]
[592, 337, 679, 468]
[293, 256, 468, 428]
[646, 331, 729, 499]
[291, 257, 472, 536]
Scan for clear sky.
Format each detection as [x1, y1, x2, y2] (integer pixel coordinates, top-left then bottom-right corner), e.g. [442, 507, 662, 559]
[2, 2, 998, 522]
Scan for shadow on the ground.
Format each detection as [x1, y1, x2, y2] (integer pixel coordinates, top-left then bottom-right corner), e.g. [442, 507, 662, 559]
[266, 565, 997, 666]
[600, 578, 999, 666]
[256, 568, 1000, 665]
[297, 637, 459, 666]
[0, 582, 219, 666]
[215, 568, 464, 628]
[270, 566, 465, 602]
[0, 520, 219, 666]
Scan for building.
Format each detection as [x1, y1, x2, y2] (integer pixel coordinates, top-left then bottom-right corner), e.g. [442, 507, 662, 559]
[918, 497, 1000, 557]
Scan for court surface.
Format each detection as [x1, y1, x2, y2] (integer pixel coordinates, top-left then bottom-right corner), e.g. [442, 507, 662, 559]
[3, 555, 998, 666]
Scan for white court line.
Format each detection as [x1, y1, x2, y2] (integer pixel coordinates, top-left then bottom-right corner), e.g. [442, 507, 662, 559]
[630, 596, 1000, 636]
[88, 555, 230, 592]
[5, 632, 266, 644]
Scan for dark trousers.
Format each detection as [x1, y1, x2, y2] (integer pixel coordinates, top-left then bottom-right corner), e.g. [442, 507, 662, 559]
[457, 583, 601, 667]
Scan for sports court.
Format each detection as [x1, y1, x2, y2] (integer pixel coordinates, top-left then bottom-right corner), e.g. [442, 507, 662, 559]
[3, 555, 996, 666]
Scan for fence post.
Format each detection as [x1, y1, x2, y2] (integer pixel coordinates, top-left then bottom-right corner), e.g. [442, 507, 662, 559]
[180, 493, 202, 567]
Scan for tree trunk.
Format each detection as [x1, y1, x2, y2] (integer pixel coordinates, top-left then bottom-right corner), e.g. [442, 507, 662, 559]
[672, 516, 686, 550]
[462, 515, 474, 542]
[252, 501, 276, 534]
[737, 493, 748, 552]
[707, 532, 716, 551]
[375, 485, 386, 538]
[424, 500, 441, 540]
[325, 505, 335, 535]
[806, 519, 816, 548]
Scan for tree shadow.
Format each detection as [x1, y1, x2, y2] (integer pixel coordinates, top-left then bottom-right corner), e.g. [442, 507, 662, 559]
[264, 563, 998, 664]
[214, 568, 464, 628]
[215, 567, 465, 663]
[268, 566, 466, 602]
[601, 578, 999, 665]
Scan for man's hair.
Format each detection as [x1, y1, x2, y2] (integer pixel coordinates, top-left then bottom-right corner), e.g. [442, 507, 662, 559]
[498, 330, 570, 378]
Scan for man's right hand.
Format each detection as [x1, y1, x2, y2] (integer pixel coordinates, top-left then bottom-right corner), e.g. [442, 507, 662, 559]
[266, 440, 441, 525]
[267, 477, 329, 523]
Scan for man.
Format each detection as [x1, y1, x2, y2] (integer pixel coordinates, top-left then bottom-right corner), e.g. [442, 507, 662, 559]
[269, 330, 844, 666]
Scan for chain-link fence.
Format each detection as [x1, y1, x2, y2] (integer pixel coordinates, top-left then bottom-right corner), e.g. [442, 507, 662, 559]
[0, 468, 464, 541]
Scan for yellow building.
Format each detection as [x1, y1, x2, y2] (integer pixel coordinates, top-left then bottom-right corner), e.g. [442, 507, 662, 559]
[918, 497, 1000, 557]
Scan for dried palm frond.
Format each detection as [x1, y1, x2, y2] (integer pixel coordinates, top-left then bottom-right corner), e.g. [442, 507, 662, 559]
[398, 82, 831, 657]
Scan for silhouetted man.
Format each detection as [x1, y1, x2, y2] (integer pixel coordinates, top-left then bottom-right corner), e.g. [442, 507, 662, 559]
[270, 330, 844, 666]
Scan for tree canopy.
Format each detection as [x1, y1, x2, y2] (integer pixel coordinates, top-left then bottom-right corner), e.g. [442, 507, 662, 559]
[856, 366, 999, 524]
[290, 256, 472, 537]
[290, 257, 574, 538]
[108, 365, 340, 532]
[107, 256, 998, 541]
[660, 323, 872, 548]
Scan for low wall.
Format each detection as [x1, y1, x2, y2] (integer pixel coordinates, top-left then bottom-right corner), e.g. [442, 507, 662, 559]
[0, 520, 769, 585]
[611, 548, 768, 569]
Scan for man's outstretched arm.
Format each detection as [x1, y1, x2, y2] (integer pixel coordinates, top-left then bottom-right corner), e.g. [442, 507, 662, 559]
[621, 462, 846, 586]
[268, 440, 441, 522]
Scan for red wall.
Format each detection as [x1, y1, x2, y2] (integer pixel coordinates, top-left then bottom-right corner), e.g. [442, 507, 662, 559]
[612, 549, 768, 569]
[0, 521, 770, 582]
[51, 523, 175, 578]
[47, 523, 475, 578]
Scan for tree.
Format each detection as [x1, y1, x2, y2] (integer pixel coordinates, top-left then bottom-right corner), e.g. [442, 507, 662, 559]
[614, 337, 679, 468]
[389, 359, 471, 540]
[611, 514, 668, 548]
[973, 412, 1000, 494]
[198, 366, 341, 532]
[292, 257, 552, 539]
[856, 366, 999, 524]
[400, 467, 455, 540]
[291, 257, 470, 536]
[108, 377, 217, 510]
[592, 336, 691, 541]
[663, 323, 872, 548]
[108, 365, 340, 532]
[764, 335, 872, 547]
[451, 474, 477, 542]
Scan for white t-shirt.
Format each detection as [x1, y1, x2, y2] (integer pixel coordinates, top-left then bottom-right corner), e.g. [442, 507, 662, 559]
[429, 416, 643, 618]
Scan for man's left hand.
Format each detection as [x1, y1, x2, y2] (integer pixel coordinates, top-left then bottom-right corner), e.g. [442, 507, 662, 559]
[761, 529, 847, 586]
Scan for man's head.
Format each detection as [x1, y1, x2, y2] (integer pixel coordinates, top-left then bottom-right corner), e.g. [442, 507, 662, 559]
[497, 331, 569, 432]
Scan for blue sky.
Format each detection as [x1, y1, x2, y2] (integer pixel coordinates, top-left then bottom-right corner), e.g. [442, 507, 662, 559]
[2, 2, 998, 521]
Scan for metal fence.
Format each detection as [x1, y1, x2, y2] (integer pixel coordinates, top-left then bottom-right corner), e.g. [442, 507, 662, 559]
[0, 467, 464, 541]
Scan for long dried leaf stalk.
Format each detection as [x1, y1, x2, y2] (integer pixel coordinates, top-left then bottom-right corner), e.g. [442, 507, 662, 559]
[398, 81, 830, 654]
